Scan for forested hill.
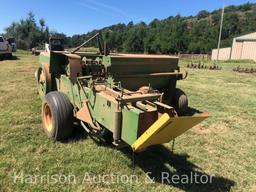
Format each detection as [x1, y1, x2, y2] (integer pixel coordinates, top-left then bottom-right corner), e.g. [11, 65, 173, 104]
[4, 2, 256, 54]
[71, 2, 256, 54]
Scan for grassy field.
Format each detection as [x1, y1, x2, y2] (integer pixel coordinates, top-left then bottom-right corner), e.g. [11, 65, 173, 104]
[0, 51, 255, 192]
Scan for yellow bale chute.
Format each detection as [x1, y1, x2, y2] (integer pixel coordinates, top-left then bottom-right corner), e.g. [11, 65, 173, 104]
[132, 112, 209, 152]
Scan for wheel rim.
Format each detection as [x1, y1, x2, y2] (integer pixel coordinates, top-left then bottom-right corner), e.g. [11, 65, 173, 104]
[43, 103, 53, 132]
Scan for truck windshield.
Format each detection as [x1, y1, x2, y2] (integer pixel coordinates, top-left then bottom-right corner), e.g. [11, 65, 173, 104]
[0, 37, 4, 42]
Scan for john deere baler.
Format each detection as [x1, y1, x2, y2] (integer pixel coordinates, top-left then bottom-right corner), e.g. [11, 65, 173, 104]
[36, 35, 208, 152]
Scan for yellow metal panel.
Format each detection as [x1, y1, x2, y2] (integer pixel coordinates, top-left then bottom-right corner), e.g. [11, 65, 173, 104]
[132, 113, 209, 152]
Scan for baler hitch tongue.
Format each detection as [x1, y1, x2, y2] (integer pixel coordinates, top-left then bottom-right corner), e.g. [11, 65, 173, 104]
[131, 112, 209, 152]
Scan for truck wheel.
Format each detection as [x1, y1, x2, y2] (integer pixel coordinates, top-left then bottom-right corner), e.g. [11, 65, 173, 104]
[5, 53, 12, 59]
[172, 88, 188, 115]
[37, 64, 51, 99]
[42, 91, 74, 141]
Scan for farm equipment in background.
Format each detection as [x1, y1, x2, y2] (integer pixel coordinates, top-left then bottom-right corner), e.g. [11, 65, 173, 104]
[0, 36, 13, 59]
[35, 33, 209, 152]
[32, 47, 44, 56]
[7, 38, 16, 52]
[187, 62, 222, 70]
[233, 66, 256, 74]
[32, 38, 64, 56]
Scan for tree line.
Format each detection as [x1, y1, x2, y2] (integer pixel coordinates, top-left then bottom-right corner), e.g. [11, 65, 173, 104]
[3, 2, 256, 54]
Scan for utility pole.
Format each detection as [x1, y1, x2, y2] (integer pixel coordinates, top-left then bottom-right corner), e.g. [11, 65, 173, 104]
[217, 5, 225, 62]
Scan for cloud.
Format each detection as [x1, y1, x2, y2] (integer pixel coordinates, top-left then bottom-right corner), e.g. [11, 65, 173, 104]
[78, 0, 134, 20]
[77, 2, 100, 11]
[87, 0, 133, 20]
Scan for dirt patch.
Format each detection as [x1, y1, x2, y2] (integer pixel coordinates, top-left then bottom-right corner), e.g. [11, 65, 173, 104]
[192, 125, 211, 134]
[211, 123, 230, 134]
[17, 68, 34, 73]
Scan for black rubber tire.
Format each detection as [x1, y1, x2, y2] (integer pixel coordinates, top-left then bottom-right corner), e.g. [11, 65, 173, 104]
[172, 88, 188, 115]
[42, 91, 74, 141]
[4, 53, 12, 59]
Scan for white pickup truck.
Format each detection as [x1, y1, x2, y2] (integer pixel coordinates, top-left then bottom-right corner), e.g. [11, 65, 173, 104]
[0, 36, 12, 58]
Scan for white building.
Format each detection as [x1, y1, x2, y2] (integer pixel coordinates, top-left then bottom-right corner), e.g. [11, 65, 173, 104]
[211, 32, 256, 61]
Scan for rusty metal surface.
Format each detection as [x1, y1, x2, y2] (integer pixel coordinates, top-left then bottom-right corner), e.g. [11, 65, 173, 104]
[68, 56, 82, 83]
[76, 103, 93, 125]
[110, 53, 178, 59]
[114, 71, 183, 78]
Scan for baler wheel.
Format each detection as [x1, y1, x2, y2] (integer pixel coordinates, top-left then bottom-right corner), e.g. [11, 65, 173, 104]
[42, 91, 74, 140]
[172, 88, 188, 115]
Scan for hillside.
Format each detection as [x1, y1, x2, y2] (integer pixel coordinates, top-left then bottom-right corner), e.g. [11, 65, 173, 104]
[69, 2, 256, 54]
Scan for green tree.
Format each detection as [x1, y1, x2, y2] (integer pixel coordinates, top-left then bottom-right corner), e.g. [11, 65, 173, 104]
[5, 12, 50, 49]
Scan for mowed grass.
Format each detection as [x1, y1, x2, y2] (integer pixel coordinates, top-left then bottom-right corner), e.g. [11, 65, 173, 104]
[0, 51, 255, 192]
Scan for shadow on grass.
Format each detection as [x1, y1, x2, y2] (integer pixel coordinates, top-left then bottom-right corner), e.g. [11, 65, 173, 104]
[62, 113, 234, 191]
[121, 145, 235, 192]
[0, 55, 19, 61]
[62, 123, 235, 191]
[61, 123, 89, 143]
[184, 107, 204, 116]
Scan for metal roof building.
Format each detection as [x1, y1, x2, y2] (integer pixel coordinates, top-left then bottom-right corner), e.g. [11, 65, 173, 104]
[230, 32, 256, 61]
[211, 32, 256, 61]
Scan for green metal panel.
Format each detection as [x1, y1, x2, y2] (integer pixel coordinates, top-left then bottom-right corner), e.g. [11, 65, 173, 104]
[88, 92, 118, 132]
[50, 53, 68, 75]
[39, 53, 50, 64]
[59, 75, 83, 108]
[121, 107, 142, 145]
[59, 75, 74, 103]
[39, 52, 68, 75]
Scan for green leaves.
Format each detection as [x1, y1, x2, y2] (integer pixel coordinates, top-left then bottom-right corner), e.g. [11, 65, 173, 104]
[4, 12, 49, 49]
